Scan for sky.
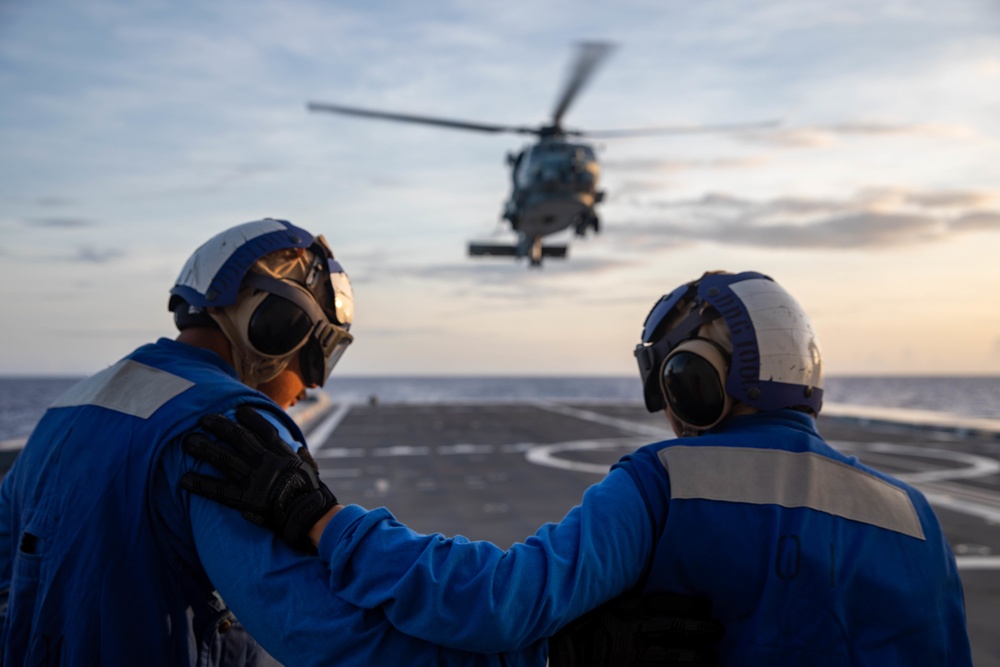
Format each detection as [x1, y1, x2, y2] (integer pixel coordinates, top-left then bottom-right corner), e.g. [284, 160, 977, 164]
[1, 0, 999, 378]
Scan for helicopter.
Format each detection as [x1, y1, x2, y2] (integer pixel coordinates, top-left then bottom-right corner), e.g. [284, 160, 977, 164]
[308, 43, 778, 267]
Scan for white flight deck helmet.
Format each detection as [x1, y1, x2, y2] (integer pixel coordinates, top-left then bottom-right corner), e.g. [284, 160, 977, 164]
[169, 218, 354, 389]
[634, 271, 823, 436]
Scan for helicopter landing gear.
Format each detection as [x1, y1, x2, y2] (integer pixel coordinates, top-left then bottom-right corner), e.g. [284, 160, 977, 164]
[508, 236, 566, 267]
[530, 237, 543, 267]
[575, 214, 600, 237]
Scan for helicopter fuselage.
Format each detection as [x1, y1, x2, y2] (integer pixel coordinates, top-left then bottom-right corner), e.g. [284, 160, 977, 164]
[504, 139, 603, 244]
[308, 43, 622, 267]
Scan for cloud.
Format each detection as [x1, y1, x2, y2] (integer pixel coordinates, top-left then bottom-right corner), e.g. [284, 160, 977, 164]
[603, 156, 772, 172]
[74, 246, 125, 263]
[737, 122, 977, 148]
[616, 187, 1000, 251]
[902, 190, 999, 209]
[401, 253, 632, 283]
[118, 163, 279, 201]
[353, 252, 635, 303]
[34, 196, 77, 207]
[26, 217, 95, 228]
[368, 176, 411, 189]
[720, 212, 942, 249]
[953, 211, 1000, 232]
[843, 187, 999, 211]
[639, 192, 849, 217]
[619, 212, 945, 249]
[608, 181, 675, 200]
[53, 327, 165, 339]
[360, 326, 449, 339]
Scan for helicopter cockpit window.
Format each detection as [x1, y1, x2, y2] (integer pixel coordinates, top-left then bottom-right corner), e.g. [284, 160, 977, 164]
[515, 152, 535, 187]
[515, 143, 597, 188]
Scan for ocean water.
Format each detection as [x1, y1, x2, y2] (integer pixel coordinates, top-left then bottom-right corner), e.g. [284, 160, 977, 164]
[2, 375, 1000, 443]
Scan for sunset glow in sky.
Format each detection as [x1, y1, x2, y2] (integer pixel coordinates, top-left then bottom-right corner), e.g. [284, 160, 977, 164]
[2, 0, 999, 377]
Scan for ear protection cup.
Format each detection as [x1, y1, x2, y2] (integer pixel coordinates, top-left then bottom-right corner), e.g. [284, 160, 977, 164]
[660, 338, 732, 433]
[210, 279, 352, 389]
[247, 293, 314, 356]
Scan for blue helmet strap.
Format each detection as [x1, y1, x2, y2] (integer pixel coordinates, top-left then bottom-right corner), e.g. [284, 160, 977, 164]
[635, 302, 721, 412]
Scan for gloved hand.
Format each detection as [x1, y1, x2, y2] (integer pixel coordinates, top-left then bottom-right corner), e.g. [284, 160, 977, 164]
[180, 405, 337, 552]
[548, 592, 724, 666]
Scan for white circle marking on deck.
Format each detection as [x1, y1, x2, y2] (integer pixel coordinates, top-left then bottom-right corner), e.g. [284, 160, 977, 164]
[833, 441, 1000, 483]
[525, 439, 646, 474]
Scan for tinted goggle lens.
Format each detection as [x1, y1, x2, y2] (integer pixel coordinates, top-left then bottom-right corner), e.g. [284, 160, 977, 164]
[248, 295, 313, 355]
[300, 334, 352, 387]
[662, 351, 726, 428]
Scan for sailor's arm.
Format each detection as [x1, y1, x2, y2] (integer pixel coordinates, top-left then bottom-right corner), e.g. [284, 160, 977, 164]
[173, 409, 545, 666]
[181, 407, 656, 653]
[313, 469, 654, 652]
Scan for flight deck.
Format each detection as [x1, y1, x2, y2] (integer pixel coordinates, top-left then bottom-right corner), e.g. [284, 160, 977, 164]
[298, 399, 1000, 666]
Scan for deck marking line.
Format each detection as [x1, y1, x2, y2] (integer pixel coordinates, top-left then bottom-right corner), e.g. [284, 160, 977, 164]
[526, 438, 648, 474]
[954, 556, 1000, 570]
[830, 440, 1000, 523]
[830, 441, 1000, 483]
[439, 444, 495, 455]
[535, 402, 670, 439]
[318, 468, 363, 478]
[312, 447, 365, 459]
[374, 446, 431, 457]
[307, 403, 352, 450]
[920, 492, 1000, 524]
[868, 443, 1000, 483]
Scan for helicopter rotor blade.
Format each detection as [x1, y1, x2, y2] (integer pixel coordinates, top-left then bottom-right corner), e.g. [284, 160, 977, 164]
[579, 119, 783, 139]
[550, 42, 616, 129]
[307, 102, 540, 135]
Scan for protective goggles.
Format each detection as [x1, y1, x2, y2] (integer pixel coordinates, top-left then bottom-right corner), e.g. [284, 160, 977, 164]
[303, 236, 354, 328]
[240, 265, 353, 388]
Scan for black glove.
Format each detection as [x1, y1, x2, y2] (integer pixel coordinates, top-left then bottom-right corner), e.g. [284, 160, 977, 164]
[548, 593, 724, 667]
[180, 405, 337, 552]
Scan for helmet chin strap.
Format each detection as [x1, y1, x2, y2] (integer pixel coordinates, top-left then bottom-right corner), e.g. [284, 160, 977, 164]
[209, 304, 292, 389]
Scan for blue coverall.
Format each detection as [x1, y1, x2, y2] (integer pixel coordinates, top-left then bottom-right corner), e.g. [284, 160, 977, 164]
[0, 339, 544, 667]
[316, 410, 973, 664]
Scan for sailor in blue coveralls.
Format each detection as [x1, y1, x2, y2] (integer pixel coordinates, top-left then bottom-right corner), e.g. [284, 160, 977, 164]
[184, 270, 973, 665]
[0, 219, 545, 666]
